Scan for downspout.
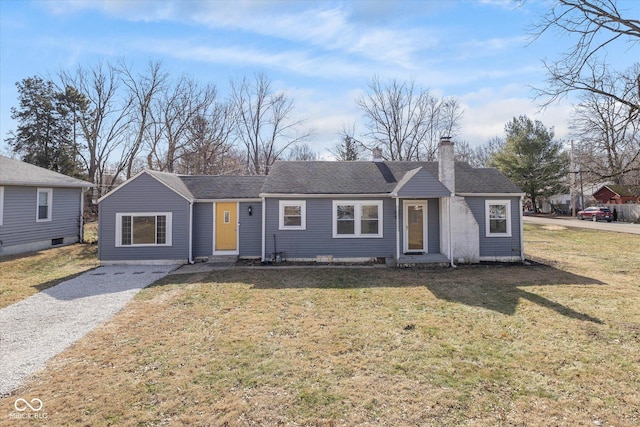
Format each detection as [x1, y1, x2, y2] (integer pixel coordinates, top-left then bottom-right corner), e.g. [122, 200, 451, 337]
[519, 195, 525, 262]
[79, 188, 85, 243]
[449, 196, 456, 268]
[188, 201, 194, 264]
[261, 196, 266, 262]
[395, 197, 400, 262]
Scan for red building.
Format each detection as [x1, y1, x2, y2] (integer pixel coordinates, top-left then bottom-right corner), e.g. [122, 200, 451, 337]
[593, 185, 640, 204]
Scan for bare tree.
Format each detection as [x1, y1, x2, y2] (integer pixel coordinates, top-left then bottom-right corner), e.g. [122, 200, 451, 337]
[356, 76, 462, 161]
[178, 100, 239, 175]
[287, 143, 318, 161]
[329, 123, 363, 160]
[532, 0, 640, 111]
[454, 137, 505, 168]
[571, 68, 640, 183]
[230, 72, 311, 175]
[146, 77, 217, 172]
[58, 62, 134, 198]
[118, 60, 168, 179]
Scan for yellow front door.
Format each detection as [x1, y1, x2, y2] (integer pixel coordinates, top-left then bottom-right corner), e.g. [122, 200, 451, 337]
[215, 202, 237, 251]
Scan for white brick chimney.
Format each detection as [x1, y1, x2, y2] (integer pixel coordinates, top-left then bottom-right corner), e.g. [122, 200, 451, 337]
[438, 136, 455, 193]
[372, 147, 383, 162]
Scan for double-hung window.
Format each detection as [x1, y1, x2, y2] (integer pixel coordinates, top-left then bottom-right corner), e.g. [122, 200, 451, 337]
[279, 200, 306, 230]
[485, 200, 512, 237]
[116, 212, 172, 246]
[36, 188, 53, 222]
[333, 200, 383, 238]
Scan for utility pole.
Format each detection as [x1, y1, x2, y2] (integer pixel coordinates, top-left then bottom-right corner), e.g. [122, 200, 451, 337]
[570, 140, 575, 216]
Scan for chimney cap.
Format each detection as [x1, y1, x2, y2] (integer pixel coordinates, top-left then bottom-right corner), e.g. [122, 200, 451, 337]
[439, 136, 453, 144]
[372, 147, 384, 162]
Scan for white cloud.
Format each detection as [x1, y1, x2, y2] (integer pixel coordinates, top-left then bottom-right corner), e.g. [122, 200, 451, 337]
[460, 87, 573, 147]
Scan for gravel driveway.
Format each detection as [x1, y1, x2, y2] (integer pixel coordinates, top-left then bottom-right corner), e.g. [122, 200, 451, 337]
[0, 264, 177, 395]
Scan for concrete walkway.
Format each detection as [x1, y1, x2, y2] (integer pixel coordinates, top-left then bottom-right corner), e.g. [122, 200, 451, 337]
[0, 265, 177, 395]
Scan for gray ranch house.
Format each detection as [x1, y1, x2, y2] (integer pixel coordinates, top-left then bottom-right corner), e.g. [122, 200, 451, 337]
[98, 140, 525, 266]
[0, 155, 93, 257]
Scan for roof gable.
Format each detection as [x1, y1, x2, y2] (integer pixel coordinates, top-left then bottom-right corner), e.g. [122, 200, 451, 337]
[391, 167, 451, 197]
[97, 170, 194, 203]
[602, 184, 640, 197]
[0, 155, 93, 188]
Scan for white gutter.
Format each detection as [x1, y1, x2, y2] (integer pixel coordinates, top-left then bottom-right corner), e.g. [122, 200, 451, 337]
[519, 195, 525, 262]
[395, 197, 400, 261]
[259, 192, 389, 198]
[188, 201, 194, 264]
[457, 192, 526, 197]
[261, 196, 266, 262]
[449, 196, 456, 268]
[79, 189, 85, 242]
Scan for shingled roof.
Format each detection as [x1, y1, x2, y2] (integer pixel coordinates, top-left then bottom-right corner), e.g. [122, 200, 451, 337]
[179, 175, 266, 199]
[261, 160, 522, 195]
[0, 155, 93, 188]
[605, 184, 640, 197]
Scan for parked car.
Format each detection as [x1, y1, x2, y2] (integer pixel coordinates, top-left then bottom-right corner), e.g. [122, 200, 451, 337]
[577, 206, 613, 222]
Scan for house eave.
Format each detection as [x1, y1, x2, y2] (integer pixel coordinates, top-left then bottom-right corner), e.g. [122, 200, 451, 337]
[259, 192, 390, 198]
[0, 180, 94, 188]
[194, 198, 262, 203]
[97, 170, 194, 204]
[457, 192, 526, 197]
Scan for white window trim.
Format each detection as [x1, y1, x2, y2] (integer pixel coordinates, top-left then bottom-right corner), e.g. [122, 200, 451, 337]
[485, 200, 512, 237]
[279, 200, 306, 230]
[36, 188, 53, 223]
[115, 212, 173, 247]
[332, 200, 383, 238]
[0, 186, 4, 226]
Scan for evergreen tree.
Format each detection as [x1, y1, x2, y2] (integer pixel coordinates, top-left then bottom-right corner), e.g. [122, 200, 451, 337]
[331, 136, 361, 161]
[491, 116, 569, 212]
[6, 76, 80, 175]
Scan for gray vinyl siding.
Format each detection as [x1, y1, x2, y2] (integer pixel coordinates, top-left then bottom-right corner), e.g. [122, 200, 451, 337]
[192, 201, 262, 258]
[0, 185, 81, 250]
[397, 198, 440, 254]
[193, 202, 213, 258]
[98, 173, 190, 261]
[395, 170, 450, 198]
[239, 201, 262, 257]
[464, 196, 522, 258]
[264, 197, 396, 259]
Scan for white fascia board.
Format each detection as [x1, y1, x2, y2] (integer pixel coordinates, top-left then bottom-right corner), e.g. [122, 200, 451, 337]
[194, 198, 262, 202]
[259, 193, 390, 198]
[0, 180, 95, 188]
[96, 169, 147, 204]
[457, 193, 526, 197]
[97, 170, 193, 204]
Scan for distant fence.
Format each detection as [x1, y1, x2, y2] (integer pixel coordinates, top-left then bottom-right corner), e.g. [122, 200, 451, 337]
[599, 204, 640, 222]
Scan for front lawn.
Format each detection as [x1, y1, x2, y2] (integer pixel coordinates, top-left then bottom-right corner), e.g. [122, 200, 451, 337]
[0, 234, 98, 310]
[1, 224, 639, 426]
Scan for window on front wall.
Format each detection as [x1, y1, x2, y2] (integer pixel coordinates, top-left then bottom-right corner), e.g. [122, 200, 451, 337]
[36, 188, 53, 222]
[116, 213, 172, 246]
[333, 200, 383, 238]
[279, 200, 306, 230]
[486, 200, 512, 237]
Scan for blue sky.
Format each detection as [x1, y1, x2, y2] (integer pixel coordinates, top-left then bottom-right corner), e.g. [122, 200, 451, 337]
[1, 0, 639, 159]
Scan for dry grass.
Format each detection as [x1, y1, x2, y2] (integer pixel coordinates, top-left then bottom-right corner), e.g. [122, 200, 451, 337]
[1, 224, 639, 426]
[0, 240, 98, 310]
